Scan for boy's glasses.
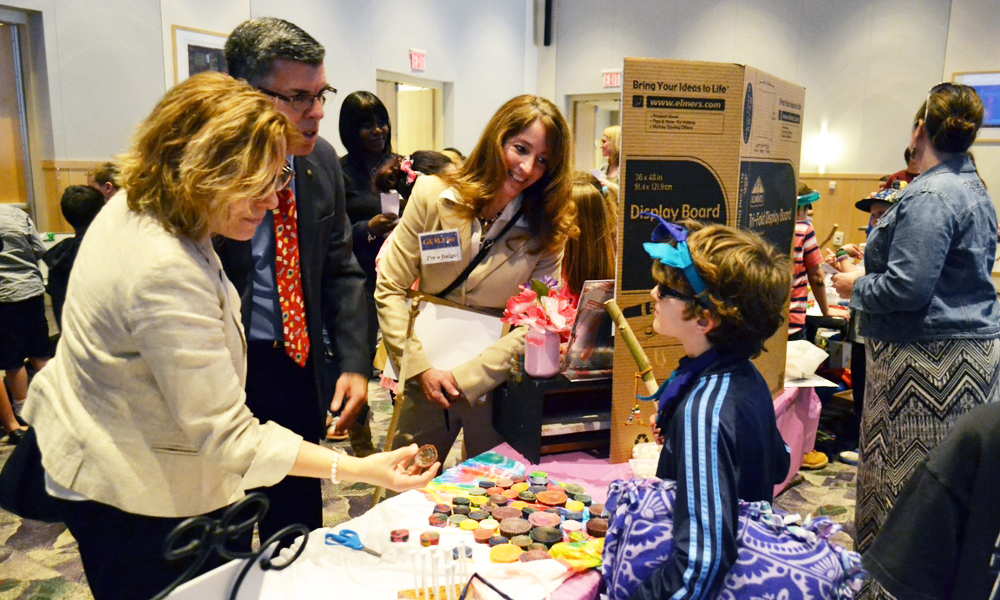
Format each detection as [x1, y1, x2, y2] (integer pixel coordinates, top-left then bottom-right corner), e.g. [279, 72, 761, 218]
[656, 283, 697, 303]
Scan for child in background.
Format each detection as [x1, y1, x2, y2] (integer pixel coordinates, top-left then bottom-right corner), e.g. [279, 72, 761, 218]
[629, 217, 791, 600]
[790, 183, 828, 339]
[562, 173, 617, 307]
[0, 203, 51, 442]
[43, 185, 106, 327]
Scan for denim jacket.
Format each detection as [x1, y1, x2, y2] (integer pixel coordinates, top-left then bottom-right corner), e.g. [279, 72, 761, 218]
[851, 155, 999, 342]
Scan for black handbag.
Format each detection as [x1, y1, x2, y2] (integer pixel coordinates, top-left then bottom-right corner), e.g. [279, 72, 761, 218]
[0, 427, 63, 522]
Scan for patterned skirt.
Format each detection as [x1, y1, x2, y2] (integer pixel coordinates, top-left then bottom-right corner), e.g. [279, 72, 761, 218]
[856, 336, 1000, 599]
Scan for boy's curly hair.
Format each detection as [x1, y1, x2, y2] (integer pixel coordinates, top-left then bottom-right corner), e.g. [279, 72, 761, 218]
[652, 220, 791, 357]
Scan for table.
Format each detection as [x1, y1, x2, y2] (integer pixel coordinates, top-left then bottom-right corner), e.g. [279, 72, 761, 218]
[167, 448, 625, 600]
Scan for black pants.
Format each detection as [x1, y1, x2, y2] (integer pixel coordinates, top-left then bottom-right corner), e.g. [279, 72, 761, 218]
[59, 498, 231, 600]
[244, 341, 324, 543]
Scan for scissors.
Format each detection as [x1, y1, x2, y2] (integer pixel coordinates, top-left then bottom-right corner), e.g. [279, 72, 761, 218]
[325, 529, 382, 558]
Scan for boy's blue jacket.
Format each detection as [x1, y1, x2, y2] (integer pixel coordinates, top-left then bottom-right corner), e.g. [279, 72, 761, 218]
[630, 351, 790, 600]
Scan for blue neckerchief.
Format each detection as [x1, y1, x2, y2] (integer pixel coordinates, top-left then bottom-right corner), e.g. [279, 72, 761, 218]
[638, 348, 721, 412]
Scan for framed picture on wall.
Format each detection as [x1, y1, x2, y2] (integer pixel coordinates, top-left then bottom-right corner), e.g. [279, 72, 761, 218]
[953, 71, 1000, 142]
[172, 25, 228, 85]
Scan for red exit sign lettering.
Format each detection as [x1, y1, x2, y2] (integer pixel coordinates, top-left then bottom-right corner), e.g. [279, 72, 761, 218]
[410, 49, 426, 71]
[603, 70, 622, 88]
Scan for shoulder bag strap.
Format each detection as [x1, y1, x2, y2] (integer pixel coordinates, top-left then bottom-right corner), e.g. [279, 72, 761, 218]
[437, 204, 526, 299]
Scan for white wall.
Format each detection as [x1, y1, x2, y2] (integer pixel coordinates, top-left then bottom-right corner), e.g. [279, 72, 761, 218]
[5, 0, 999, 191]
[552, 0, 955, 180]
[943, 0, 1000, 191]
[6, 0, 532, 161]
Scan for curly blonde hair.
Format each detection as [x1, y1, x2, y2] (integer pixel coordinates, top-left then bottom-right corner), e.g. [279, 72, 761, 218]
[652, 221, 790, 357]
[119, 71, 301, 239]
[446, 95, 577, 256]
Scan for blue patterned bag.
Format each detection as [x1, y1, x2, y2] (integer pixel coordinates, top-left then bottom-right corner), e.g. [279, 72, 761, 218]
[600, 478, 864, 600]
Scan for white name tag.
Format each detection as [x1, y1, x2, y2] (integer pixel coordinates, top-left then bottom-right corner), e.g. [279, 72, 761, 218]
[419, 229, 462, 264]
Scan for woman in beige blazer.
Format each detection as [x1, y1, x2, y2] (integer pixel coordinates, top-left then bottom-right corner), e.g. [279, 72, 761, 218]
[376, 95, 578, 462]
[23, 73, 437, 600]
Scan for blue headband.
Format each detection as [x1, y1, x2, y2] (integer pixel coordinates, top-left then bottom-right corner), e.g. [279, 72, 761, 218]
[797, 190, 820, 208]
[639, 212, 707, 295]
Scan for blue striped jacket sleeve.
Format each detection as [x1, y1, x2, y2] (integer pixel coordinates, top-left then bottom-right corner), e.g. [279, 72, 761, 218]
[628, 373, 740, 600]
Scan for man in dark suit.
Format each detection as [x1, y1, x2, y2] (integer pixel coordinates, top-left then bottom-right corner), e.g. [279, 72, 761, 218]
[217, 17, 369, 541]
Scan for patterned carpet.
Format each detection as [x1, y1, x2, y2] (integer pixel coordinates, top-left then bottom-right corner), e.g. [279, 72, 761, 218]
[0, 381, 855, 599]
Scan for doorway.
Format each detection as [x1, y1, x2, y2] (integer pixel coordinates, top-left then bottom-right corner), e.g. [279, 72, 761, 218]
[568, 93, 621, 173]
[375, 71, 449, 156]
[0, 14, 32, 212]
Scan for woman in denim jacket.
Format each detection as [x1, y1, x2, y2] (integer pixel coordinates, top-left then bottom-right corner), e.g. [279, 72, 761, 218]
[833, 83, 999, 600]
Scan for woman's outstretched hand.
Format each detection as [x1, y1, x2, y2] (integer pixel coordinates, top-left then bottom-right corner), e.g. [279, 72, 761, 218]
[363, 444, 440, 492]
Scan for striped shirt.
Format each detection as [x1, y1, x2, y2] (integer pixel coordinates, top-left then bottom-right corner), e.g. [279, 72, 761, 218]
[790, 220, 821, 329]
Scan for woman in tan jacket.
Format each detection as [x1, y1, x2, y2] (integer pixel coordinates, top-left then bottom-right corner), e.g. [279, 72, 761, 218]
[24, 73, 437, 600]
[376, 95, 578, 462]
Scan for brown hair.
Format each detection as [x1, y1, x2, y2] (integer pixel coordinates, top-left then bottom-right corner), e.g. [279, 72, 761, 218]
[446, 95, 577, 256]
[651, 221, 790, 357]
[86, 162, 120, 190]
[563, 173, 617, 297]
[119, 71, 300, 239]
[914, 83, 984, 154]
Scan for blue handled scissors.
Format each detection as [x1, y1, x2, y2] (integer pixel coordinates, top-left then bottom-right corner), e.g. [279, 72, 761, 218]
[325, 529, 382, 558]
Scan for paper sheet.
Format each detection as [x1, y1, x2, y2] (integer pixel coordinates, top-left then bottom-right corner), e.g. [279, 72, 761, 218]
[384, 300, 505, 379]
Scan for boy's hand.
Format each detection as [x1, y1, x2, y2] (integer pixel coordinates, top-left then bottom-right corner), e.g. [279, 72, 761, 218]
[649, 413, 664, 445]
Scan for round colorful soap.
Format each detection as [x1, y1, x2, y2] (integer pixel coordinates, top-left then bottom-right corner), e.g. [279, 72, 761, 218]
[574, 494, 593, 506]
[460, 518, 479, 531]
[586, 517, 609, 538]
[568, 530, 587, 542]
[492, 506, 521, 521]
[469, 510, 490, 521]
[485, 487, 504, 496]
[469, 495, 488, 507]
[561, 520, 583, 535]
[521, 506, 538, 516]
[508, 501, 528, 511]
[433, 503, 452, 515]
[528, 543, 549, 552]
[501, 489, 520, 500]
[390, 529, 409, 542]
[488, 535, 508, 547]
[563, 510, 584, 522]
[414, 444, 438, 468]
[479, 518, 500, 533]
[528, 485, 548, 494]
[518, 491, 536, 502]
[530, 527, 562, 548]
[478, 480, 495, 489]
[420, 531, 440, 546]
[448, 514, 469, 527]
[535, 491, 568, 507]
[528, 511, 562, 528]
[495, 478, 514, 489]
[511, 482, 530, 493]
[589, 503, 609, 518]
[489, 544, 523, 563]
[452, 504, 471, 516]
[565, 500, 585, 512]
[510, 535, 532, 550]
[562, 483, 586, 496]
[474, 528, 494, 544]
[489, 494, 508, 506]
[468, 487, 488, 497]
[499, 517, 531, 539]
[452, 497, 471, 507]
[519, 549, 551, 562]
[428, 513, 448, 527]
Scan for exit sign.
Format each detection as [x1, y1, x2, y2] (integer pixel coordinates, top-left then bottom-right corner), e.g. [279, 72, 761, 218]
[410, 49, 426, 71]
[603, 70, 622, 88]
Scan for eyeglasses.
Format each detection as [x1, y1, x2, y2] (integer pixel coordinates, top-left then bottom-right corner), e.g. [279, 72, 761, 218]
[257, 85, 337, 112]
[656, 283, 697, 303]
[274, 164, 295, 192]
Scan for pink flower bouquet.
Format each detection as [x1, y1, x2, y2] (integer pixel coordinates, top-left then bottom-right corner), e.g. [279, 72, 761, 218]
[502, 278, 576, 340]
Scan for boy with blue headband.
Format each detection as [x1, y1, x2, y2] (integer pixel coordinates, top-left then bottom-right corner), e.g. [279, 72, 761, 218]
[631, 217, 792, 600]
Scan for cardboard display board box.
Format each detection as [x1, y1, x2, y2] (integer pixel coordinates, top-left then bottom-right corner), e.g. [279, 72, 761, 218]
[611, 58, 805, 464]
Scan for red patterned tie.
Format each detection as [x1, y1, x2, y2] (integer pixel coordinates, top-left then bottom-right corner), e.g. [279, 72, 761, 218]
[274, 187, 310, 367]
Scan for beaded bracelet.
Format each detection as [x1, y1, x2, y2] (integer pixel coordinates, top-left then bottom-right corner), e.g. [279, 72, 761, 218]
[330, 448, 345, 484]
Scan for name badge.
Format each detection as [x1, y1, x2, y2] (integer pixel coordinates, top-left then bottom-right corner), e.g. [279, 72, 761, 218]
[419, 229, 462, 264]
